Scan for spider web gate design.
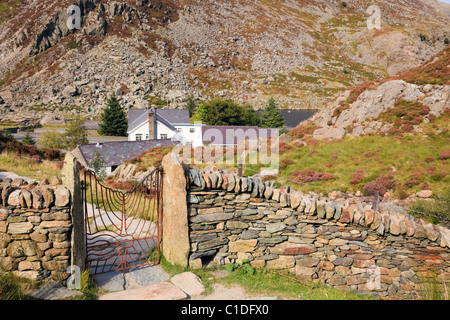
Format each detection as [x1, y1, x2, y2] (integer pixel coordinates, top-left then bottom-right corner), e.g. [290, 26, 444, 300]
[82, 169, 163, 275]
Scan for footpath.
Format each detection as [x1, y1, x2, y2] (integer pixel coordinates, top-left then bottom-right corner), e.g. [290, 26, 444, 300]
[29, 265, 278, 300]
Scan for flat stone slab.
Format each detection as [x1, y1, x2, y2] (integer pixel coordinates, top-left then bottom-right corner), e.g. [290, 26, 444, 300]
[28, 280, 84, 300]
[170, 272, 205, 297]
[93, 265, 170, 291]
[98, 282, 188, 300]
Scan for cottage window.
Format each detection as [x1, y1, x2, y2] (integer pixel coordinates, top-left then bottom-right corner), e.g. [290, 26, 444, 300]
[136, 134, 143, 141]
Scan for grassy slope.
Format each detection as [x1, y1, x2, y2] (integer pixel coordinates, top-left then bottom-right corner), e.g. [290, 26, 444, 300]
[270, 46, 450, 223]
[279, 46, 450, 193]
[266, 114, 449, 197]
[0, 133, 65, 180]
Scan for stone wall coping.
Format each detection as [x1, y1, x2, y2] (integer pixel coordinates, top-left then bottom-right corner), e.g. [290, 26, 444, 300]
[0, 177, 70, 210]
[185, 166, 450, 249]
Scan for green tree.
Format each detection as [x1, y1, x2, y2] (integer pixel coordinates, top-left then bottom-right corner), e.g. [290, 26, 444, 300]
[98, 93, 128, 136]
[2, 129, 15, 140]
[63, 118, 89, 150]
[185, 93, 198, 118]
[260, 97, 286, 128]
[22, 131, 36, 145]
[192, 98, 261, 126]
[39, 130, 65, 149]
[242, 104, 261, 127]
[91, 150, 107, 180]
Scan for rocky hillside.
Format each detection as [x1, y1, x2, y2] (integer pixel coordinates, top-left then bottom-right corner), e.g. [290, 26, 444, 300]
[292, 46, 450, 140]
[0, 0, 449, 125]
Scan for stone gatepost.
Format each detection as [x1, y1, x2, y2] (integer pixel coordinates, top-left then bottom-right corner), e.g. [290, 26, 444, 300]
[62, 152, 86, 271]
[161, 154, 190, 267]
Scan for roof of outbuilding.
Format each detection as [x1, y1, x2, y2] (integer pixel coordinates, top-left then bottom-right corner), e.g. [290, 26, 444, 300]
[77, 139, 177, 168]
[201, 126, 260, 145]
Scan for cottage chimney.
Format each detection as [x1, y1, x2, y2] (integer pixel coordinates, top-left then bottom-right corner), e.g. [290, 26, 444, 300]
[148, 108, 155, 140]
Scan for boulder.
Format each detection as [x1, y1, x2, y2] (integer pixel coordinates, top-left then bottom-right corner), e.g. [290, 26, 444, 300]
[415, 190, 432, 198]
[313, 127, 345, 141]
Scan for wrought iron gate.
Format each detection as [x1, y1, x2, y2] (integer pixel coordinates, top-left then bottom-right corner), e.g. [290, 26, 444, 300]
[82, 168, 163, 275]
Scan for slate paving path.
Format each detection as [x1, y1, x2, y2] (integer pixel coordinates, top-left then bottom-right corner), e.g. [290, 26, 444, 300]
[96, 267, 278, 300]
[30, 265, 279, 300]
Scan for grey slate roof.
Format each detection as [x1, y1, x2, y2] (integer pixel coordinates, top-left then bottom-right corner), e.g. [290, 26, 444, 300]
[202, 126, 261, 145]
[127, 108, 190, 133]
[77, 139, 177, 168]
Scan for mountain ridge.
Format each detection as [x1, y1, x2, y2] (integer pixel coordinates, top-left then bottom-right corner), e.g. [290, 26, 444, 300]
[0, 0, 449, 125]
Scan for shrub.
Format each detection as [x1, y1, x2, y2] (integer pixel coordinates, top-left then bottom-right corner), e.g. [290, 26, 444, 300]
[350, 169, 365, 184]
[363, 151, 375, 158]
[67, 40, 79, 50]
[424, 157, 434, 163]
[377, 99, 430, 134]
[0, 131, 64, 161]
[362, 173, 397, 196]
[398, 47, 450, 86]
[394, 185, 410, 200]
[262, 175, 278, 182]
[430, 171, 447, 182]
[279, 142, 293, 153]
[421, 182, 430, 190]
[438, 150, 450, 160]
[404, 179, 420, 188]
[289, 169, 335, 184]
[279, 159, 293, 170]
[401, 124, 414, 133]
[410, 171, 424, 181]
[321, 172, 336, 181]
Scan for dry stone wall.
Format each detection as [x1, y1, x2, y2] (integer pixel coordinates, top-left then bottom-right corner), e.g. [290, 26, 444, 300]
[0, 177, 73, 283]
[185, 166, 450, 299]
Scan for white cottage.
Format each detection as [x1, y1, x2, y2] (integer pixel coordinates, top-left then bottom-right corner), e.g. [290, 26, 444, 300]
[127, 108, 276, 149]
[127, 108, 204, 147]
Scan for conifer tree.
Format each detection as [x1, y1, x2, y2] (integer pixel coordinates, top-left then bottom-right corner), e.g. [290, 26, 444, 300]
[98, 93, 128, 136]
[260, 97, 285, 128]
[22, 131, 36, 145]
[91, 150, 107, 180]
[185, 93, 198, 118]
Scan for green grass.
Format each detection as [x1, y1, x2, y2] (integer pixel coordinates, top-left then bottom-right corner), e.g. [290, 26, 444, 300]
[248, 134, 449, 196]
[215, 269, 374, 300]
[408, 189, 450, 225]
[159, 258, 374, 300]
[0, 153, 63, 181]
[0, 269, 38, 300]
[246, 114, 450, 214]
